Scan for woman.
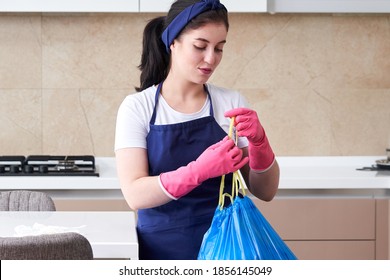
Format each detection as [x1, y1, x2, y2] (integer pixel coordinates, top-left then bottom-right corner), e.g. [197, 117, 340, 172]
[115, 0, 279, 260]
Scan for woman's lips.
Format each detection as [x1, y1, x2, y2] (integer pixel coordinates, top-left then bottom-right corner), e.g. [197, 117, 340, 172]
[199, 68, 212, 75]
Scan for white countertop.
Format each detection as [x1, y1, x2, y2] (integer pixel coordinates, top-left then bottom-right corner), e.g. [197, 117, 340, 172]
[0, 157, 120, 199]
[0, 211, 138, 259]
[276, 156, 390, 198]
[1, 156, 389, 199]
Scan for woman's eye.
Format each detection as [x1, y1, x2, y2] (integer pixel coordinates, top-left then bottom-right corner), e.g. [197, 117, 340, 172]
[194, 45, 206, 50]
[193, 44, 223, 53]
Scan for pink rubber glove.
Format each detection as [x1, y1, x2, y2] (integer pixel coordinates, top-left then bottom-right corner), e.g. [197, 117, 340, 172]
[159, 136, 249, 199]
[224, 108, 275, 172]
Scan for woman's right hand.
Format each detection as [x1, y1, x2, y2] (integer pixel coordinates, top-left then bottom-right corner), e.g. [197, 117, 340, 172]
[159, 136, 248, 199]
[194, 136, 248, 180]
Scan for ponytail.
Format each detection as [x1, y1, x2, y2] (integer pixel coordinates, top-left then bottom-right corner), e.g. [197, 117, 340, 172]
[136, 16, 170, 92]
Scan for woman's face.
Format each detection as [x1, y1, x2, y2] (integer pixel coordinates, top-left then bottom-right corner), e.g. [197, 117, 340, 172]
[170, 22, 228, 85]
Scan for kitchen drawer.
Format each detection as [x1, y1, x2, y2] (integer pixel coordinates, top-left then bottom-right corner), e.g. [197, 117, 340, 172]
[286, 240, 375, 260]
[252, 198, 375, 240]
[54, 199, 131, 211]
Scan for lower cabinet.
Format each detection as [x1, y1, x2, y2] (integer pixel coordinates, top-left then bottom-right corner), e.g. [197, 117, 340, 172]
[55, 196, 390, 260]
[54, 199, 131, 211]
[286, 240, 375, 260]
[252, 198, 389, 260]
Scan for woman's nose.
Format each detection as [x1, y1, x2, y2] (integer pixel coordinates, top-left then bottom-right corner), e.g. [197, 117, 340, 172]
[204, 49, 216, 65]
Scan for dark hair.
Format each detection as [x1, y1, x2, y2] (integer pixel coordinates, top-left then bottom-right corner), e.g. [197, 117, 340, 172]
[135, 0, 229, 92]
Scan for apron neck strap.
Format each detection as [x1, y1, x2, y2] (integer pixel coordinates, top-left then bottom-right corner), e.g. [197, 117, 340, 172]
[150, 83, 214, 125]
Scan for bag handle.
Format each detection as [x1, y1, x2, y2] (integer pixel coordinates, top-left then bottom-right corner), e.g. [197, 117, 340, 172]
[218, 117, 247, 209]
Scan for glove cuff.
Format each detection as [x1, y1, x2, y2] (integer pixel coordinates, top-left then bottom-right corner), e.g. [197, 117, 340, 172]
[248, 134, 275, 172]
[158, 175, 179, 200]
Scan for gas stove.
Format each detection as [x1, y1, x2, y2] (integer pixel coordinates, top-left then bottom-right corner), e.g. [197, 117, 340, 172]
[0, 155, 99, 176]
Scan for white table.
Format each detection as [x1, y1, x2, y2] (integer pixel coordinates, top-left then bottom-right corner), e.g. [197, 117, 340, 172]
[0, 211, 138, 259]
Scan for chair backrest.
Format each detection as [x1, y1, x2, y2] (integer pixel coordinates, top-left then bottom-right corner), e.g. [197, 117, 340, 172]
[0, 232, 93, 260]
[0, 190, 56, 211]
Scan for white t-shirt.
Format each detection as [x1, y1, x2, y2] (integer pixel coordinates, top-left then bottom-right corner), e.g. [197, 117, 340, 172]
[114, 83, 249, 151]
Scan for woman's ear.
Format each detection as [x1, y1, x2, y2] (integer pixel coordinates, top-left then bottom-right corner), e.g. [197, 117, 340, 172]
[171, 38, 182, 53]
[170, 40, 176, 52]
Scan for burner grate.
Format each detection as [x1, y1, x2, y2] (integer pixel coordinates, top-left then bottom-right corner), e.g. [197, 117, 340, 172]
[0, 155, 99, 177]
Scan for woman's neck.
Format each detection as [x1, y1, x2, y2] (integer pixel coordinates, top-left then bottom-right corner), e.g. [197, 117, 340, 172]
[161, 77, 207, 114]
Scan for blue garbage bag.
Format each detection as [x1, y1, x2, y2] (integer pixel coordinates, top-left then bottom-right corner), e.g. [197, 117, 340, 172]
[198, 117, 297, 260]
[197, 193, 297, 260]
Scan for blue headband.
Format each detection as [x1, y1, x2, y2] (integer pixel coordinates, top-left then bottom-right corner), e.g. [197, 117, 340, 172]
[161, 0, 227, 53]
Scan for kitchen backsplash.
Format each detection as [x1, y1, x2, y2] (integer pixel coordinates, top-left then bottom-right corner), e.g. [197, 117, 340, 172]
[0, 13, 389, 156]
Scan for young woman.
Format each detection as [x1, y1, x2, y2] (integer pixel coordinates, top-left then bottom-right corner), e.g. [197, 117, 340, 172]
[115, 0, 279, 260]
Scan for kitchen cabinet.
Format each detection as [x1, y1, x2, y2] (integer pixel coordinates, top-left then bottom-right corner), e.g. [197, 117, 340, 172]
[0, 0, 139, 13]
[54, 196, 388, 259]
[268, 0, 390, 13]
[139, 0, 267, 13]
[223, 0, 267, 13]
[2, 0, 388, 13]
[139, 0, 172, 13]
[253, 197, 389, 260]
[0, 0, 268, 13]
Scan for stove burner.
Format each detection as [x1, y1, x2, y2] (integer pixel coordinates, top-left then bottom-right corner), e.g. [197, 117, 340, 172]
[0, 155, 99, 177]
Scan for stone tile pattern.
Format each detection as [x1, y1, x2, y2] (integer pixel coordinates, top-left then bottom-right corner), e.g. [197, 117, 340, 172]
[0, 13, 389, 156]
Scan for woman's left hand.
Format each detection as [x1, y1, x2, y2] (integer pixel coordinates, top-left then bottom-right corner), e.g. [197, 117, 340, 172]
[224, 107, 275, 172]
[224, 107, 264, 145]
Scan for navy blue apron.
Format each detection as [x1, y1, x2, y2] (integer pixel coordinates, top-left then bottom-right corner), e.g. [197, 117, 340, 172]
[137, 83, 233, 260]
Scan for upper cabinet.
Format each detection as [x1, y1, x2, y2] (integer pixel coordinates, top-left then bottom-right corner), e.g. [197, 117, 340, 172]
[219, 0, 267, 13]
[0, 0, 267, 13]
[1, 0, 389, 13]
[269, 0, 390, 13]
[139, 0, 172, 13]
[139, 0, 267, 13]
[0, 0, 139, 13]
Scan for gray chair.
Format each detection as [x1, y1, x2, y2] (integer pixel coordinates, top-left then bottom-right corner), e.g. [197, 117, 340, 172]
[0, 232, 93, 260]
[0, 190, 56, 211]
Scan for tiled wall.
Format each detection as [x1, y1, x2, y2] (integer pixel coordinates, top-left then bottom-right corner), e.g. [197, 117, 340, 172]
[0, 13, 389, 157]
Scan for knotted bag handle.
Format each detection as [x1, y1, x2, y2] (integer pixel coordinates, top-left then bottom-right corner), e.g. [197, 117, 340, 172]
[218, 117, 247, 209]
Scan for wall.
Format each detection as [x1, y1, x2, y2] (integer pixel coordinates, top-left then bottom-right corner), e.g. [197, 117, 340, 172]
[0, 13, 389, 157]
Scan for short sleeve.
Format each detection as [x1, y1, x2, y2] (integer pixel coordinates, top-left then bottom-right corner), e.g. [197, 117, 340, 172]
[114, 94, 150, 151]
